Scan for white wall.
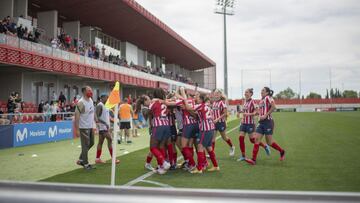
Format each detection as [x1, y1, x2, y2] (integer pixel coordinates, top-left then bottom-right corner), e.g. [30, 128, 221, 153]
[63, 21, 80, 41]
[0, 71, 21, 101]
[22, 73, 111, 104]
[0, 0, 14, 18]
[137, 48, 145, 66]
[13, 0, 27, 18]
[125, 42, 138, 65]
[80, 26, 91, 44]
[37, 10, 58, 39]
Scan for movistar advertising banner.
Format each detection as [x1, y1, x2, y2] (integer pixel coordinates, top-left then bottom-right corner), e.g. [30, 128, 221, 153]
[13, 121, 73, 147]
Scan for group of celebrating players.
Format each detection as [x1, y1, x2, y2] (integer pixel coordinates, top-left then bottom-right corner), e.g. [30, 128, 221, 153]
[135, 86, 286, 175]
[75, 85, 285, 172]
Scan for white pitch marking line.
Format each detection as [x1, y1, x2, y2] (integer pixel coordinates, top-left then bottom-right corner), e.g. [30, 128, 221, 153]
[123, 125, 239, 186]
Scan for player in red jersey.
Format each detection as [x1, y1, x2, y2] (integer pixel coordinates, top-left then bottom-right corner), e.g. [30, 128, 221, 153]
[237, 88, 270, 161]
[212, 89, 235, 156]
[184, 92, 219, 174]
[173, 88, 198, 171]
[148, 89, 171, 174]
[245, 87, 285, 165]
[134, 95, 156, 172]
[166, 93, 178, 170]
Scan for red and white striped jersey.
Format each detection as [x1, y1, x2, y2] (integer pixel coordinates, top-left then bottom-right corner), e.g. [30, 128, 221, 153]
[258, 96, 274, 120]
[176, 99, 198, 125]
[212, 100, 227, 122]
[241, 98, 256, 124]
[149, 100, 169, 127]
[168, 110, 176, 127]
[194, 103, 215, 132]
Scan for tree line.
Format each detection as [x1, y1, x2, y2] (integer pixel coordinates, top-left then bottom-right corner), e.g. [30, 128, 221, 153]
[274, 87, 359, 99]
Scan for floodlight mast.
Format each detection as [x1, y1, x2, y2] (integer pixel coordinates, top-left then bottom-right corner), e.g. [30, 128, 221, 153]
[214, 0, 235, 97]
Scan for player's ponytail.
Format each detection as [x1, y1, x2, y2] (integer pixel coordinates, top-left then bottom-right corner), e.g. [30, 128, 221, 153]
[264, 87, 274, 97]
[135, 95, 147, 114]
[269, 90, 274, 97]
[247, 88, 254, 96]
[199, 93, 208, 104]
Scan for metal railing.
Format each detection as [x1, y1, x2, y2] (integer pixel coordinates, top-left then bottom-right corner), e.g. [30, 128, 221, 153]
[0, 181, 359, 203]
[0, 33, 210, 93]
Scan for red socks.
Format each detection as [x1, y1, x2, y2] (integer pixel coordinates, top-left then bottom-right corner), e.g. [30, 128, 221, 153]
[212, 141, 216, 151]
[226, 138, 233, 147]
[150, 147, 165, 166]
[208, 150, 218, 167]
[160, 148, 166, 160]
[146, 155, 153, 164]
[196, 151, 206, 170]
[167, 144, 174, 165]
[239, 136, 245, 157]
[184, 147, 195, 167]
[271, 142, 284, 153]
[252, 144, 260, 161]
[181, 149, 188, 161]
[96, 149, 102, 159]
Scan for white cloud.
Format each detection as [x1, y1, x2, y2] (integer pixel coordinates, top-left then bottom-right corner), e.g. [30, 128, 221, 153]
[136, 0, 360, 99]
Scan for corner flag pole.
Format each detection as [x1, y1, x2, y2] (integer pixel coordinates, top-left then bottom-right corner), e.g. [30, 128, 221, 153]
[111, 104, 118, 186]
[104, 81, 121, 187]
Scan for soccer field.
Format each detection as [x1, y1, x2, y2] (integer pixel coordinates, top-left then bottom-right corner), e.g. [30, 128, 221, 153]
[1, 112, 360, 192]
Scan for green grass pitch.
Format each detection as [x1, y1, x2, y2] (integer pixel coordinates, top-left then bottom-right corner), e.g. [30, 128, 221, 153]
[1, 112, 360, 191]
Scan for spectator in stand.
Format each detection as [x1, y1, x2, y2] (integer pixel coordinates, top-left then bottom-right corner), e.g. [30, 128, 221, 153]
[16, 24, 24, 38]
[43, 101, 51, 121]
[94, 47, 100, 59]
[70, 96, 79, 112]
[34, 29, 41, 43]
[51, 91, 57, 102]
[0, 110, 10, 125]
[38, 100, 44, 113]
[65, 34, 71, 49]
[0, 20, 12, 35]
[109, 53, 113, 63]
[51, 38, 58, 48]
[74, 38, 78, 51]
[58, 91, 66, 104]
[101, 46, 106, 60]
[50, 101, 58, 122]
[7, 92, 17, 122]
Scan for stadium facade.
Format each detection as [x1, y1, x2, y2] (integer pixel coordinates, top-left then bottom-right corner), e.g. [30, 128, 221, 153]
[0, 0, 216, 105]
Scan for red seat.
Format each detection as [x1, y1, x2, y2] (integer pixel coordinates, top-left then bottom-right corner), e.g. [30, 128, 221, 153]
[21, 116, 27, 123]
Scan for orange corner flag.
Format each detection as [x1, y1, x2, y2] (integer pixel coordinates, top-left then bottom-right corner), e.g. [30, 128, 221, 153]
[105, 81, 121, 109]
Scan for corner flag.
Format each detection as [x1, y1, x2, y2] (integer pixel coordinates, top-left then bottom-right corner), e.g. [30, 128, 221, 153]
[105, 81, 121, 109]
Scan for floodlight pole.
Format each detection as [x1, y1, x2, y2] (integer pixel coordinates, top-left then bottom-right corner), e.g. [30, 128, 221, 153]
[215, 0, 234, 96]
[223, 10, 228, 96]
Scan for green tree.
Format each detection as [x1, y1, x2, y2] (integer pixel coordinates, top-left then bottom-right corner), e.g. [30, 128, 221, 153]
[342, 90, 358, 98]
[330, 88, 334, 98]
[306, 92, 322, 99]
[325, 89, 329, 99]
[275, 87, 297, 99]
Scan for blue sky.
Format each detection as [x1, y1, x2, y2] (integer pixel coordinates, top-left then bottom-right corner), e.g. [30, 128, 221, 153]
[137, 0, 360, 99]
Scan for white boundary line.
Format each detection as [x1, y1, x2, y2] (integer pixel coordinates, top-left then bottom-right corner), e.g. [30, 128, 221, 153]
[123, 125, 239, 187]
